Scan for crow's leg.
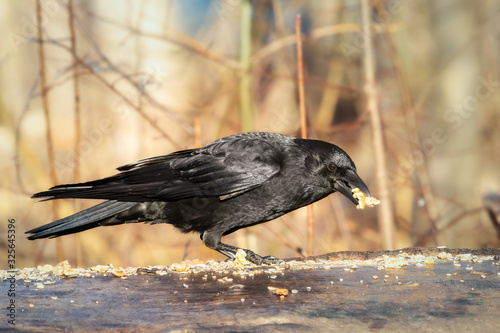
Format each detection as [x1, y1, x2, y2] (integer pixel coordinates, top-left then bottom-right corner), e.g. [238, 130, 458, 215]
[216, 242, 283, 265]
[201, 231, 283, 265]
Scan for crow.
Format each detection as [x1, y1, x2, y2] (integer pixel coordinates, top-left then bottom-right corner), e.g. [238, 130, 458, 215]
[27, 132, 371, 265]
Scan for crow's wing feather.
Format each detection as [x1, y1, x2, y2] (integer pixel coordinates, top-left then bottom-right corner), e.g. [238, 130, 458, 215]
[32, 135, 282, 202]
[156, 136, 282, 199]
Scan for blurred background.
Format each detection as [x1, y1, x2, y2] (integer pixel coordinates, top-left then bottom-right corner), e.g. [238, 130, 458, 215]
[1, 0, 499, 269]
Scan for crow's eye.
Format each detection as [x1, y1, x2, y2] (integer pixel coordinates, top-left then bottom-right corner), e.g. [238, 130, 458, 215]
[327, 162, 337, 173]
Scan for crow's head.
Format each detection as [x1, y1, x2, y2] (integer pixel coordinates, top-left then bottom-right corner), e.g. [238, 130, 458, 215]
[303, 139, 370, 205]
[325, 146, 370, 205]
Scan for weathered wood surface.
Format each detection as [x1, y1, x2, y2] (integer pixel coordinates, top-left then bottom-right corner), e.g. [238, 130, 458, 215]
[3, 248, 500, 332]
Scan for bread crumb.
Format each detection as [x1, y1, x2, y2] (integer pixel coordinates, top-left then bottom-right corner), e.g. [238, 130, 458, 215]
[352, 188, 380, 209]
[275, 288, 288, 297]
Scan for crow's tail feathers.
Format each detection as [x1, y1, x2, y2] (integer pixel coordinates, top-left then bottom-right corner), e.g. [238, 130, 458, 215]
[26, 201, 137, 240]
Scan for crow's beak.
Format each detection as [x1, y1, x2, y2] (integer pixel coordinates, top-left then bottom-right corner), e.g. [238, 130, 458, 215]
[335, 169, 371, 205]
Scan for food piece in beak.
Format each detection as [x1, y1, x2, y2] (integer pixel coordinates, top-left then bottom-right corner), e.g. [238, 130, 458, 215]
[352, 188, 380, 209]
[335, 169, 371, 205]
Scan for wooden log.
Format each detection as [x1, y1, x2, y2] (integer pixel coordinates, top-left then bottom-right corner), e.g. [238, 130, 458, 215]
[2, 248, 499, 331]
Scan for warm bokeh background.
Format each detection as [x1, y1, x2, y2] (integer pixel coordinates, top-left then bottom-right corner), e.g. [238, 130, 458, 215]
[1, 0, 499, 269]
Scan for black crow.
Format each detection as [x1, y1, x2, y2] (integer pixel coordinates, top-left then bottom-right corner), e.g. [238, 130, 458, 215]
[27, 132, 371, 264]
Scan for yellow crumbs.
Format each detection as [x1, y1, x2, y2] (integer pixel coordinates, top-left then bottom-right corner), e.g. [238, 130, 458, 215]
[234, 249, 251, 267]
[352, 188, 380, 209]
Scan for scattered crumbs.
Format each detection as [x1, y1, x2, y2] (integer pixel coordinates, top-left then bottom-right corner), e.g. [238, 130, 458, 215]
[437, 252, 453, 260]
[234, 249, 251, 267]
[2, 251, 497, 290]
[112, 267, 126, 277]
[229, 284, 245, 290]
[171, 262, 188, 272]
[424, 258, 434, 265]
[275, 288, 288, 297]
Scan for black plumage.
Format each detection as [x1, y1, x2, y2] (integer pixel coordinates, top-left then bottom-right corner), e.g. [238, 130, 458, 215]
[27, 132, 371, 264]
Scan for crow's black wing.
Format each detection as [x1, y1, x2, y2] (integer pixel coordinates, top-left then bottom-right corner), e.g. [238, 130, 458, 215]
[32, 134, 283, 202]
[159, 134, 283, 200]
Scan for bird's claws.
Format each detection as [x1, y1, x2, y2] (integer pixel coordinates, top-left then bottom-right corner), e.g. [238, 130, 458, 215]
[242, 251, 284, 265]
[260, 255, 284, 265]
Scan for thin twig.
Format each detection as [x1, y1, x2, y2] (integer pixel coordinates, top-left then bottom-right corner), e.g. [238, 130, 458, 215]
[193, 116, 202, 148]
[359, 0, 395, 249]
[329, 197, 353, 250]
[84, 8, 241, 72]
[253, 22, 403, 68]
[239, 0, 252, 132]
[47, 39, 183, 149]
[415, 207, 486, 246]
[36, 0, 63, 261]
[263, 223, 305, 257]
[69, 6, 193, 137]
[374, 1, 441, 244]
[68, 0, 81, 185]
[295, 14, 314, 257]
[68, 0, 82, 268]
[296, 15, 307, 140]
[15, 77, 40, 195]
